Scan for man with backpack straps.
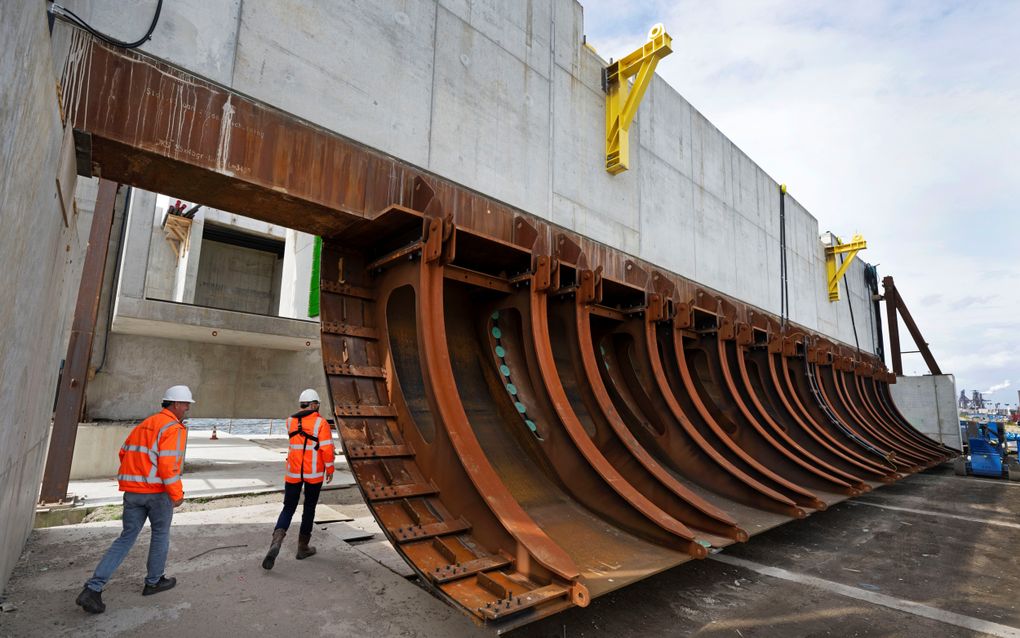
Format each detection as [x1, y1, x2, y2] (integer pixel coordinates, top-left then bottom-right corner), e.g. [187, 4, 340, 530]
[262, 388, 335, 569]
[75, 385, 194, 614]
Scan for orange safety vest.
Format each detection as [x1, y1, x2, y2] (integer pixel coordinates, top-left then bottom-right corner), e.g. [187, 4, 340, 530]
[117, 408, 187, 501]
[286, 411, 335, 484]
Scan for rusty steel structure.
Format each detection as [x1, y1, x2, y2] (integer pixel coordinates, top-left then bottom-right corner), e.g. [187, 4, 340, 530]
[59, 36, 957, 631]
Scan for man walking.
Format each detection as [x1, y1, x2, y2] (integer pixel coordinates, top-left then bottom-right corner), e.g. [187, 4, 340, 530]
[75, 385, 194, 614]
[262, 388, 334, 569]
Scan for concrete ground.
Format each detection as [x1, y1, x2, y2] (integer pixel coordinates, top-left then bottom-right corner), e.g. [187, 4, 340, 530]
[3, 466, 1019, 637]
[65, 432, 355, 506]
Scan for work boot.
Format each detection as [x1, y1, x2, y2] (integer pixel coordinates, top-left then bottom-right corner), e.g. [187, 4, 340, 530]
[141, 575, 177, 596]
[75, 586, 105, 614]
[262, 528, 287, 570]
[296, 533, 316, 560]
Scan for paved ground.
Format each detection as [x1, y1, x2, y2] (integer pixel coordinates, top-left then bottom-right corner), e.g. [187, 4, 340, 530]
[65, 432, 355, 506]
[3, 466, 1019, 637]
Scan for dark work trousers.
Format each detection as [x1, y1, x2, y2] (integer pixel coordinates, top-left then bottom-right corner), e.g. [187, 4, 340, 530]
[274, 481, 323, 537]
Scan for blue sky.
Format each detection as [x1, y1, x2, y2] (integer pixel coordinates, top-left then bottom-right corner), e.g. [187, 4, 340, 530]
[581, 0, 1020, 409]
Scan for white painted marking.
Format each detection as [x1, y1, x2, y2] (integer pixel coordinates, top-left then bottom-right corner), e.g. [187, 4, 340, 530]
[907, 473, 1020, 488]
[712, 554, 1020, 638]
[848, 500, 1020, 530]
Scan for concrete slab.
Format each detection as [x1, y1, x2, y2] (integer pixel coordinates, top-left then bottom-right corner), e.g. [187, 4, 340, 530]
[7, 466, 1020, 637]
[66, 432, 354, 506]
[0, 503, 484, 638]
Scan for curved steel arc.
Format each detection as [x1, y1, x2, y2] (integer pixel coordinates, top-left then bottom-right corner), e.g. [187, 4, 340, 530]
[860, 375, 952, 459]
[782, 356, 902, 474]
[728, 342, 867, 494]
[861, 374, 956, 458]
[760, 350, 894, 480]
[805, 360, 916, 472]
[546, 296, 747, 543]
[671, 331, 822, 511]
[503, 285, 707, 555]
[707, 336, 852, 498]
[589, 309, 802, 517]
[846, 371, 929, 455]
[417, 259, 587, 599]
[835, 369, 941, 464]
[869, 378, 958, 457]
[814, 363, 926, 468]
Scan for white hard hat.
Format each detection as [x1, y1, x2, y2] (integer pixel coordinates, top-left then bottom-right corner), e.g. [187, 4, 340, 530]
[162, 385, 195, 403]
[299, 388, 320, 403]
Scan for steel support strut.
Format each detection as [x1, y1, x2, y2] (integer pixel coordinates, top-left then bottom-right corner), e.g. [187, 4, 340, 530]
[40, 179, 119, 504]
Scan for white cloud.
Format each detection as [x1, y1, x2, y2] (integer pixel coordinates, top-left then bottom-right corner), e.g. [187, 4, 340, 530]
[982, 380, 1011, 395]
[581, 0, 1020, 405]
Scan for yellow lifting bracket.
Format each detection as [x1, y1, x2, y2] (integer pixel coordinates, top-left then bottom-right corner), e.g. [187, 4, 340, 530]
[825, 234, 867, 302]
[603, 24, 672, 175]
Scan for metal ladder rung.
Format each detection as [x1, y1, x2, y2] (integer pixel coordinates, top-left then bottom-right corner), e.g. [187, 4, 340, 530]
[321, 281, 375, 300]
[477, 584, 571, 621]
[346, 444, 412, 459]
[320, 322, 379, 339]
[392, 518, 470, 544]
[366, 481, 437, 501]
[429, 555, 513, 585]
[334, 405, 396, 418]
[325, 363, 387, 379]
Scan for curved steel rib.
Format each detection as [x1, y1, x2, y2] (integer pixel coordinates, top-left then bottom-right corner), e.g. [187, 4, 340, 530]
[782, 355, 904, 474]
[497, 284, 708, 555]
[835, 368, 942, 464]
[671, 329, 825, 511]
[727, 339, 868, 495]
[547, 293, 747, 543]
[816, 361, 930, 465]
[760, 349, 895, 481]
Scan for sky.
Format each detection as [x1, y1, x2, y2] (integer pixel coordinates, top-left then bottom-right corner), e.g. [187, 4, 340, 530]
[580, 0, 1020, 409]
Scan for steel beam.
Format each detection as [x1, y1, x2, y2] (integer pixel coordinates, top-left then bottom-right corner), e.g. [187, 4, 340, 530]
[39, 179, 119, 504]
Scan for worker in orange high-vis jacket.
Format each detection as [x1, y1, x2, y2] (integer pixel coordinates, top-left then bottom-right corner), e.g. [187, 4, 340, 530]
[75, 385, 194, 615]
[262, 388, 335, 569]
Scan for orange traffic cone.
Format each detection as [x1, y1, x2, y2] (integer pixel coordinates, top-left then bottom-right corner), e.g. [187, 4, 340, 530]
[210, 425, 219, 440]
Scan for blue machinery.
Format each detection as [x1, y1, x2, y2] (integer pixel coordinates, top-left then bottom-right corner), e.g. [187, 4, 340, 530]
[955, 420, 1020, 480]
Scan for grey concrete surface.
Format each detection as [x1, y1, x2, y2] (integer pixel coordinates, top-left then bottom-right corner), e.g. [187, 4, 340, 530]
[0, 501, 484, 638]
[891, 375, 962, 449]
[83, 332, 328, 421]
[65, 431, 354, 506]
[3, 467, 1018, 637]
[50, 0, 881, 353]
[0, 1, 88, 595]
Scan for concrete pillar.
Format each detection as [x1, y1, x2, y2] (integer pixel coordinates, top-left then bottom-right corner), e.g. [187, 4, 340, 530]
[119, 189, 157, 303]
[174, 212, 204, 304]
[279, 229, 317, 319]
[889, 374, 961, 450]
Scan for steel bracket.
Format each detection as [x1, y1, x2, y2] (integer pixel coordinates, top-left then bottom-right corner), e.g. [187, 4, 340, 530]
[604, 24, 673, 174]
[825, 234, 867, 302]
[577, 268, 603, 305]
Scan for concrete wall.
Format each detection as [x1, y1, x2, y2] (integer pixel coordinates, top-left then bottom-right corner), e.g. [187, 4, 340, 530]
[0, 2, 88, 592]
[193, 239, 281, 314]
[889, 375, 961, 450]
[68, 423, 134, 480]
[85, 333, 329, 421]
[85, 182, 324, 419]
[53, 0, 880, 354]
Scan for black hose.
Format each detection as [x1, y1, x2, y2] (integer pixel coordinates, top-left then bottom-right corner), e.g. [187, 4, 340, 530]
[840, 253, 861, 352]
[51, 0, 163, 50]
[779, 185, 788, 325]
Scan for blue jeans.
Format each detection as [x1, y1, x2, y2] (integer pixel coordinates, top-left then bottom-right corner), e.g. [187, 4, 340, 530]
[86, 491, 174, 592]
[275, 481, 322, 537]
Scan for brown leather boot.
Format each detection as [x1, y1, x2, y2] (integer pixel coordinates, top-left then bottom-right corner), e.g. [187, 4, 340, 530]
[261, 528, 287, 570]
[296, 533, 316, 560]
